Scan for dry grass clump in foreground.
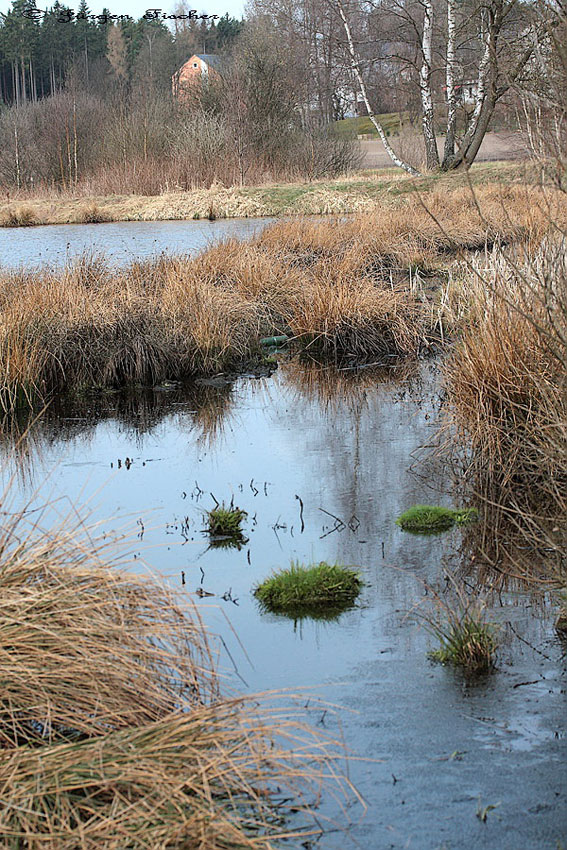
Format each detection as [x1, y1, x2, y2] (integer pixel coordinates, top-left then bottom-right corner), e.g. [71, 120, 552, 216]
[0, 504, 355, 848]
[443, 237, 567, 572]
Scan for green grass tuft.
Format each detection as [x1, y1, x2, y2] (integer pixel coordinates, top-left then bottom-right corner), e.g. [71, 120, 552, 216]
[396, 505, 478, 535]
[206, 503, 247, 540]
[428, 616, 498, 672]
[254, 561, 362, 619]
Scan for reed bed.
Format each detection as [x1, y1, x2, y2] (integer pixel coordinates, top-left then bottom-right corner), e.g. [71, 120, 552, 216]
[256, 185, 565, 273]
[0, 256, 262, 411]
[0, 503, 355, 848]
[2, 184, 565, 412]
[443, 238, 567, 573]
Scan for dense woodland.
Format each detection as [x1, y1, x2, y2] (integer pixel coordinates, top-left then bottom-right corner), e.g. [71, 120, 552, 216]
[0, 0, 243, 105]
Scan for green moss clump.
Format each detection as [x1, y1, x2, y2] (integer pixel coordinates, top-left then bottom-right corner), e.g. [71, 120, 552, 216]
[396, 505, 478, 535]
[206, 503, 247, 540]
[254, 561, 362, 619]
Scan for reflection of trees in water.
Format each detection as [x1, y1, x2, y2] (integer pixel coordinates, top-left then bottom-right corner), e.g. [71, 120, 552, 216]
[281, 358, 447, 538]
[0, 382, 236, 482]
[456, 502, 565, 593]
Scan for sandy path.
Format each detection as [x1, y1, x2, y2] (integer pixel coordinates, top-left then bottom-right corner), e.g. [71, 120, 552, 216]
[360, 130, 529, 169]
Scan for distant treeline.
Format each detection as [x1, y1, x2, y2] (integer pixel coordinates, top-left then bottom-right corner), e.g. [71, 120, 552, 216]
[0, 6, 359, 194]
[0, 0, 243, 105]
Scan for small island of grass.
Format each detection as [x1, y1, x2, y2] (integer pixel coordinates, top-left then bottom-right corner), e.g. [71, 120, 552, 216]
[396, 505, 478, 535]
[205, 503, 248, 545]
[428, 616, 498, 673]
[254, 561, 362, 619]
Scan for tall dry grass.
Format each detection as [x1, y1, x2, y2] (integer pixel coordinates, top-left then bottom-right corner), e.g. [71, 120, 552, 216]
[0, 501, 355, 847]
[443, 237, 567, 575]
[0, 255, 262, 411]
[2, 184, 565, 412]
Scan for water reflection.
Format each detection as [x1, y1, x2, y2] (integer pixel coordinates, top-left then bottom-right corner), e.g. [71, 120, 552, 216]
[0, 358, 564, 849]
[0, 218, 274, 269]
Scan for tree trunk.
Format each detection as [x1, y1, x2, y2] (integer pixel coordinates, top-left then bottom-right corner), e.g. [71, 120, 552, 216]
[458, 94, 497, 167]
[451, 4, 498, 169]
[20, 57, 27, 104]
[14, 122, 21, 190]
[13, 62, 20, 107]
[336, 0, 421, 176]
[419, 0, 439, 169]
[442, 0, 458, 169]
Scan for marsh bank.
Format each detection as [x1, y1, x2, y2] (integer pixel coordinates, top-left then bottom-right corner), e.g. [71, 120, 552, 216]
[1, 197, 565, 848]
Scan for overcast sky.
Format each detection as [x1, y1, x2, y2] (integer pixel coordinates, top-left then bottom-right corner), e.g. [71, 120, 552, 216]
[0, 0, 246, 22]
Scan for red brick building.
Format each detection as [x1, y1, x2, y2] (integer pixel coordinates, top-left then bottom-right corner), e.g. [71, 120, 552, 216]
[172, 54, 223, 99]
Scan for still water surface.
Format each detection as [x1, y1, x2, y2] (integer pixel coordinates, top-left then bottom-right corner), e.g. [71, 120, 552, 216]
[0, 217, 274, 268]
[2, 361, 565, 849]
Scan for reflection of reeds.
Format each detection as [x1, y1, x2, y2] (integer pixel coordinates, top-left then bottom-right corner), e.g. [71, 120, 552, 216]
[282, 358, 419, 414]
[0, 381, 236, 486]
[189, 382, 235, 447]
[0, 502, 355, 846]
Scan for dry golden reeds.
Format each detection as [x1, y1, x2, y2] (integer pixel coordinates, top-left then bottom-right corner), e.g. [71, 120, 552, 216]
[2, 184, 565, 412]
[0, 501, 356, 848]
[0, 254, 263, 411]
[443, 238, 567, 573]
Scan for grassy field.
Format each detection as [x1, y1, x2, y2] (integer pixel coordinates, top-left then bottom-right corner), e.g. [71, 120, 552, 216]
[333, 112, 407, 137]
[0, 161, 531, 227]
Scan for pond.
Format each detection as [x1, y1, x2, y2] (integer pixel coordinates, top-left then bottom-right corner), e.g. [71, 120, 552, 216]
[0, 216, 274, 268]
[2, 359, 565, 850]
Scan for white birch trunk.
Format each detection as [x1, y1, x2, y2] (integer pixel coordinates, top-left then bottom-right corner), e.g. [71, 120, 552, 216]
[419, 0, 439, 169]
[336, 0, 421, 176]
[442, 0, 458, 168]
[452, 10, 494, 167]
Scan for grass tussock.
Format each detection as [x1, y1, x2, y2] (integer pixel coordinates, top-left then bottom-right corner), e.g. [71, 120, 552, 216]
[396, 505, 478, 535]
[79, 204, 112, 224]
[0, 504, 355, 847]
[420, 579, 498, 673]
[206, 502, 247, 538]
[255, 561, 362, 619]
[1, 206, 38, 227]
[428, 614, 498, 672]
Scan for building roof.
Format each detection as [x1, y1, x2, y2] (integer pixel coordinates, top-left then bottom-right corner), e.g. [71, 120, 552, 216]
[194, 54, 223, 72]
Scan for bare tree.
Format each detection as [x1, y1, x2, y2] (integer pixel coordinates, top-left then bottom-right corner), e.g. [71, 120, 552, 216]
[334, 0, 542, 173]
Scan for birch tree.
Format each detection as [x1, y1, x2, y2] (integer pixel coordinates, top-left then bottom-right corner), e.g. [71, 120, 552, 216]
[335, 0, 541, 174]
